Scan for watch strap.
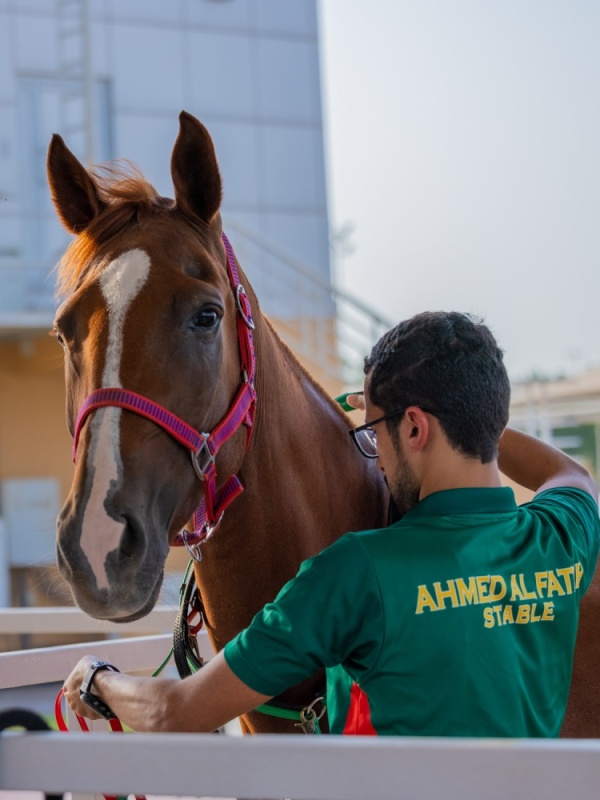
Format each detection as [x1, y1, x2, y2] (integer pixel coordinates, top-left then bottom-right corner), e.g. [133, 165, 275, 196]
[79, 690, 118, 720]
[80, 661, 120, 721]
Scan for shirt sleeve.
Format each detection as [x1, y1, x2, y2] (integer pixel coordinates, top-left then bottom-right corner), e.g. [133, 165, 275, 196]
[223, 532, 384, 697]
[528, 487, 600, 593]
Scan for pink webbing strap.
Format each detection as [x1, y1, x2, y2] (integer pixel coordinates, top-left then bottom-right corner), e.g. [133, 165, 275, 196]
[185, 473, 245, 545]
[205, 380, 255, 455]
[223, 232, 256, 385]
[73, 388, 204, 461]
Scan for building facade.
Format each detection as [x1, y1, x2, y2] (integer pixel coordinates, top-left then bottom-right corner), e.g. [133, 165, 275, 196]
[0, 0, 332, 319]
[510, 372, 600, 479]
[0, 0, 391, 610]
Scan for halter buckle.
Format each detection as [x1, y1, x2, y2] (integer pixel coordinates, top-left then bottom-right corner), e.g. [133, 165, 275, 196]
[182, 512, 225, 563]
[182, 530, 204, 563]
[191, 436, 215, 481]
[235, 284, 255, 330]
[204, 512, 224, 541]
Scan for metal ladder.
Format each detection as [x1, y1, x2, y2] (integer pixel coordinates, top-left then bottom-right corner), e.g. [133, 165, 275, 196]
[56, 0, 95, 163]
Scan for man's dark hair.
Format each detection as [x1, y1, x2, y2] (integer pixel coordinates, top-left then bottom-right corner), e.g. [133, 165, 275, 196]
[364, 311, 510, 463]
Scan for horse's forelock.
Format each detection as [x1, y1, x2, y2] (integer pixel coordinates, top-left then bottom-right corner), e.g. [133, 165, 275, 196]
[92, 161, 168, 207]
[55, 161, 174, 297]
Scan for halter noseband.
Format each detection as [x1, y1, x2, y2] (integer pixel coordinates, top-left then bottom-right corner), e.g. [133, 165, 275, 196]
[72, 232, 257, 561]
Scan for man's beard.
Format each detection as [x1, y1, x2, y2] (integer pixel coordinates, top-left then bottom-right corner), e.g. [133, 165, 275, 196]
[387, 440, 420, 516]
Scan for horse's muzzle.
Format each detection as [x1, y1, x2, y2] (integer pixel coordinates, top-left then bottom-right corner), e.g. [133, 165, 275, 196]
[56, 506, 168, 621]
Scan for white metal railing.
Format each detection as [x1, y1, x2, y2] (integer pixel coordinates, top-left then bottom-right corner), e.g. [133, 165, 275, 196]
[1, 730, 600, 800]
[0, 606, 205, 689]
[0, 605, 177, 636]
[0, 219, 391, 387]
[1, 608, 600, 800]
[0, 634, 177, 689]
[226, 219, 392, 385]
[0, 605, 176, 636]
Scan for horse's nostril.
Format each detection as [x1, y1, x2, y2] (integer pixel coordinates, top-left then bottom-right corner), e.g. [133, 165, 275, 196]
[117, 514, 142, 559]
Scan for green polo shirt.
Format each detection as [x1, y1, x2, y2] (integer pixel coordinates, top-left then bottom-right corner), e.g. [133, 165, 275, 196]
[224, 486, 600, 736]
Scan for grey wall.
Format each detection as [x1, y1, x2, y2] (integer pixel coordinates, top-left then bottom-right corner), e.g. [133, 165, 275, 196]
[0, 0, 331, 319]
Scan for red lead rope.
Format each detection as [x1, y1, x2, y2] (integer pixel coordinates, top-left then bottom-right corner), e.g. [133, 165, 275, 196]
[55, 689, 146, 800]
[53, 565, 204, 799]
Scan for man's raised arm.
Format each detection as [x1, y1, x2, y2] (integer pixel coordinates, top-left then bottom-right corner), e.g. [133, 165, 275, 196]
[498, 428, 599, 501]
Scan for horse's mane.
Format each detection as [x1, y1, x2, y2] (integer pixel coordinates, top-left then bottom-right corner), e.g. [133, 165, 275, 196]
[56, 162, 173, 297]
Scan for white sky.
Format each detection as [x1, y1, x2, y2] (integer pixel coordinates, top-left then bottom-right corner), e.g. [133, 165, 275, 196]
[318, 0, 600, 381]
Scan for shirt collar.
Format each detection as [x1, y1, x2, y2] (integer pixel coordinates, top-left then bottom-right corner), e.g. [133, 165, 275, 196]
[400, 486, 517, 522]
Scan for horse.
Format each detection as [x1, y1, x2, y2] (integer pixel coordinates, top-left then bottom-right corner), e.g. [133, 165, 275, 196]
[47, 111, 600, 738]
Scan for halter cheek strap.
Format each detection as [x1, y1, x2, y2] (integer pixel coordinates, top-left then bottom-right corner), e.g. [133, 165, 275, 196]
[72, 232, 257, 560]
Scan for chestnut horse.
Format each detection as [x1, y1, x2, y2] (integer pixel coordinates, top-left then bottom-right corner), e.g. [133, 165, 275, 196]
[47, 112, 599, 737]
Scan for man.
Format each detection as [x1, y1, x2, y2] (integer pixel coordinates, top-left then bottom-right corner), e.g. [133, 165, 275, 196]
[64, 311, 599, 736]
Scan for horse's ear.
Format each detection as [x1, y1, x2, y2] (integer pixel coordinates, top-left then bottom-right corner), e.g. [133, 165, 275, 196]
[47, 134, 106, 234]
[171, 111, 222, 223]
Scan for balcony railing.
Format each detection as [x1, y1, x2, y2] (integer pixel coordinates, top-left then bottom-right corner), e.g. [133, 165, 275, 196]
[0, 217, 392, 386]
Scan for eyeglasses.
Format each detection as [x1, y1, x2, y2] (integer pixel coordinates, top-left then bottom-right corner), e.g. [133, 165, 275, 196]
[349, 406, 436, 458]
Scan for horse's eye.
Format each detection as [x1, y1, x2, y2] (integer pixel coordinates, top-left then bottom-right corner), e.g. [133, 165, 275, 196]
[51, 329, 66, 349]
[190, 308, 220, 330]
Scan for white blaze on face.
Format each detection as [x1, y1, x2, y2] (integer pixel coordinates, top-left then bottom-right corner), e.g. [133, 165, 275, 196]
[79, 249, 151, 590]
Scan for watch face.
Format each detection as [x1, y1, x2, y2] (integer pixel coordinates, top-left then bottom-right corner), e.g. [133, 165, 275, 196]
[82, 661, 112, 692]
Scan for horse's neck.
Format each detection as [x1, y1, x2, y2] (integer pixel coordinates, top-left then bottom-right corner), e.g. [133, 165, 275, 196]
[244, 316, 387, 541]
[252, 318, 339, 442]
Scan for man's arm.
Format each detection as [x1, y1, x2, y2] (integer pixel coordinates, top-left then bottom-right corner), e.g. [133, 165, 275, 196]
[63, 650, 271, 732]
[498, 427, 599, 501]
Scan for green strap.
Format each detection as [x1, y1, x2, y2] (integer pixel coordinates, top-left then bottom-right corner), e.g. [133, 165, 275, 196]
[151, 647, 174, 677]
[179, 657, 303, 717]
[255, 703, 301, 721]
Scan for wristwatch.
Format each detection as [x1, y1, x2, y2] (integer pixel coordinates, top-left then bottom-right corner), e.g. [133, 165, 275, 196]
[79, 660, 120, 720]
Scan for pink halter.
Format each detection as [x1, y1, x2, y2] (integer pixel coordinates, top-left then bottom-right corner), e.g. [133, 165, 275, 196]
[72, 233, 257, 561]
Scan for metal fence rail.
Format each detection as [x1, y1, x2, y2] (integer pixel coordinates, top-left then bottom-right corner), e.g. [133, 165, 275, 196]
[1, 732, 600, 800]
[0, 605, 176, 635]
[0, 634, 178, 688]
[1, 608, 600, 800]
[0, 607, 212, 689]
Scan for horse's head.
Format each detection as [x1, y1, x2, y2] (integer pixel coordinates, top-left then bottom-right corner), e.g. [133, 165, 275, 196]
[48, 112, 255, 620]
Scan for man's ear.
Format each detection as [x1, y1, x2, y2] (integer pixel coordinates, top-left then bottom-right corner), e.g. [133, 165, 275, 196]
[403, 407, 431, 452]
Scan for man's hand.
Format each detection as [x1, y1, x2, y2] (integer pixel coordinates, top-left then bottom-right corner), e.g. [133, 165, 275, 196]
[60, 650, 271, 732]
[63, 654, 104, 720]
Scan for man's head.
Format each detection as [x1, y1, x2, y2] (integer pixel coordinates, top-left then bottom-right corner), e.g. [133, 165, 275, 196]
[364, 311, 510, 465]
